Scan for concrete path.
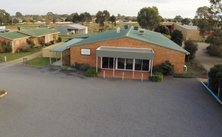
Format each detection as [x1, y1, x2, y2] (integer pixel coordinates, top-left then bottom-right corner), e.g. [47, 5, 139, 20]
[196, 42, 222, 71]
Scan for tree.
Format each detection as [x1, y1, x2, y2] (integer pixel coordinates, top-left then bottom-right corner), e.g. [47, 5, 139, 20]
[192, 17, 198, 26]
[208, 64, 222, 94]
[72, 13, 79, 23]
[95, 10, 110, 27]
[110, 15, 116, 27]
[45, 19, 51, 25]
[0, 9, 12, 25]
[13, 18, 19, 24]
[137, 7, 161, 30]
[174, 15, 183, 22]
[15, 12, 23, 18]
[23, 17, 30, 23]
[171, 29, 183, 46]
[84, 12, 92, 22]
[154, 24, 170, 35]
[184, 40, 198, 61]
[181, 18, 191, 25]
[33, 15, 41, 21]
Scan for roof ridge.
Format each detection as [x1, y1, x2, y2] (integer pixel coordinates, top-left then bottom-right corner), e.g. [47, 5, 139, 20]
[126, 26, 133, 37]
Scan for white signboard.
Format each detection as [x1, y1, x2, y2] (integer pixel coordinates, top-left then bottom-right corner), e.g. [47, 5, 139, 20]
[81, 49, 91, 55]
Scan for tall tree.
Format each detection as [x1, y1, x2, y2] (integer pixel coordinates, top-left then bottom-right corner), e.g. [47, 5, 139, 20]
[110, 15, 116, 27]
[95, 10, 110, 27]
[174, 15, 183, 22]
[181, 18, 191, 25]
[13, 18, 19, 24]
[171, 29, 183, 46]
[72, 13, 79, 23]
[137, 7, 161, 30]
[15, 12, 23, 18]
[154, 24, 170, 35]
[0, 9, 12, 25]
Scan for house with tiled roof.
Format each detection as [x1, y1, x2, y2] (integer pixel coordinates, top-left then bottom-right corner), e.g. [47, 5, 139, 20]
[50, 26, 189, 80]
[0, 28, 59, 53]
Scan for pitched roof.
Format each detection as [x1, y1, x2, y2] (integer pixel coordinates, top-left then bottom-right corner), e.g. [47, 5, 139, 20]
[180, 25, 198, 30]
[69, 26, 189, 54]
[0, 32, 30, 40]
[18, 28, 59, 37]
[50, 38, 83, 52]
[68, 33, 94, 40]
[67, 24, 87, 29]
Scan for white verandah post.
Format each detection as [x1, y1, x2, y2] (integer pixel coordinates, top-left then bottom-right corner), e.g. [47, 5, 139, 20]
[113, 57, 115, 77]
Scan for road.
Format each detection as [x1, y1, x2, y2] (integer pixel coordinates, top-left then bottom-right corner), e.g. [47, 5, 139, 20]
[0, 63, 222, 137]
[196, 42, 222, 71]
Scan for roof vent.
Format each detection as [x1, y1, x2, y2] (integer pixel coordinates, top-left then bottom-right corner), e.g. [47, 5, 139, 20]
[124, 25, 128, 29]
[134, 26, 139, 30]
[116, 27, 121, 33]
[139, 29, 145, 35]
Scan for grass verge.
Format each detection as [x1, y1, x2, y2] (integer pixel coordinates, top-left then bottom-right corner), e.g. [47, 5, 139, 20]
[185, 60, 208, 78]
[59, 35, 72, 42]
[27, 57, 57, 67]
[0, 48, 41, 62]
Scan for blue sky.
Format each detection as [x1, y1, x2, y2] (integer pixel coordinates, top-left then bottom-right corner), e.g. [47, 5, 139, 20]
[2, 0, 210, 18]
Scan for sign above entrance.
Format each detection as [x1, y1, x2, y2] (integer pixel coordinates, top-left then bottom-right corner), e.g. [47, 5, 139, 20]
[81, 49, 91, 55]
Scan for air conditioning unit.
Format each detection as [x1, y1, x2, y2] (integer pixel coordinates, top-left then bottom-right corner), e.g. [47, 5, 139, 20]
[139, 29, 145, 35]
[116, 27, 121, 33]
[184, 65, 187, 71]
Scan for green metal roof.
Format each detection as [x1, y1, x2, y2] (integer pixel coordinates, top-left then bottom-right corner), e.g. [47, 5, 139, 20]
[68, 33, 94, 40]
[69, 26, 189, 54]
[18, 28, 59, 37]
[0, 32, 30, 40]
[50, 38, 83, 52]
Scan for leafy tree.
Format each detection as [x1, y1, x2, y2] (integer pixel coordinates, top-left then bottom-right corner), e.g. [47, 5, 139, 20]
[12, 18, 19, 24]
[181, 18, 191, 25]
[208, 64, 222, 93]
[184, 40, 198, 61]
[192, 17, 198, 26]
[137, 7, 161, 30]
[154, 24, 170, 35]
[33, 15, 41, 21]
[79, 13, 85, 23]
[72, 13, 79, 23]
[45, 19, 51, 25]
[15, 12, 23, 18]
[96, 10, 110, 27]
[171, 29, 183, 46]
[0, 9, 12, 25]
[174, 15, 183, 22]
[84, 12, 92, 22]
[23, 17, 30, 23]
[110, 15, 116, 27]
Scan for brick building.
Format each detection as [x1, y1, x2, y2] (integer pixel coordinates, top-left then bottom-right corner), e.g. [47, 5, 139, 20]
[51, 26, 189, 80]
[0, 28, 59, 53]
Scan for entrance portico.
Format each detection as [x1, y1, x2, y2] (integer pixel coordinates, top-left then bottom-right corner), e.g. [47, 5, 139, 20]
[96, 46, 154, 80]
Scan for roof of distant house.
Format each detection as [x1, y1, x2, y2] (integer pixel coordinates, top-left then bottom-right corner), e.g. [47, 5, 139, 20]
[0, 32, 30, 40]
[68, 33, 93, 40]
[68, 26, 189, 54]
[180, 25, 198, 30]
[18, 28, 59, 37]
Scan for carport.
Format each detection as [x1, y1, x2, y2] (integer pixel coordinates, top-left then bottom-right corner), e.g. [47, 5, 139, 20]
[50, 39, 83, 66]
[96, 46, 154, 79]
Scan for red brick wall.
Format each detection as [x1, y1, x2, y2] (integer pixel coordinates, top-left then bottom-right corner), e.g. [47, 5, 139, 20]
[70, 37, 186, 74]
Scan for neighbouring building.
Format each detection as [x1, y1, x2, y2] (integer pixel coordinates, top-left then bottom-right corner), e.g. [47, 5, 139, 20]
[54, 24, 88, 35]
[50, 26, 189, 80]
[0, 28, 59, 53]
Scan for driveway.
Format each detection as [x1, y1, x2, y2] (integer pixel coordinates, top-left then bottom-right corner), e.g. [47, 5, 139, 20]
[196, 42, 222, 71]
[0, 64, 222, 137]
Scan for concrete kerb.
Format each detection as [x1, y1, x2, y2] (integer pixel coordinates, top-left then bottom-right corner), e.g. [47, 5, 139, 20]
[200, 81, 222, 105]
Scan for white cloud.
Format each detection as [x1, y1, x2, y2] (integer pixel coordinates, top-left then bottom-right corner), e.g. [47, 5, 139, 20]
[2, 0, 210, 18]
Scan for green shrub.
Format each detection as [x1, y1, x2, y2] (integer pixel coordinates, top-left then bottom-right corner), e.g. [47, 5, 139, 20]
[18, 44, 31, 52]
[163, 34, 171, 39]
[149, 72, 163, 82]
[73, 62, 81, 70]
[26, 39, 35, 48]
[206, 44, 222, 57]
[58, 37, 62, 42]
[208, 64, 222, 93]
[85, 67, 101, 77]
[184, 40, 198, 61]
[79, 63, 90, 71]
[45, 43, 49, 46]
[1, 41, 12, 53]
[49, 40, 54, 45]
[39, 38, 45, 46]
[153, 61, 174, 76]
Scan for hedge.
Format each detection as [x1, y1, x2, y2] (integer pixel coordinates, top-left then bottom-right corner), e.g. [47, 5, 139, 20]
[149, 72, 163, 82]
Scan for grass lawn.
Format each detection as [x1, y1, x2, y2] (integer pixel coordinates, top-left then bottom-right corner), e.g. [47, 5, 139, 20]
[27, 57, 57, 67]
[59, 35, 72, 42]
[185, 61, 208, 78]
[0, 48, 41, 62]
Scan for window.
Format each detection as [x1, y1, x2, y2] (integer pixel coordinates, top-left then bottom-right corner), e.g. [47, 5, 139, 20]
[102, 57, 115, 69]
[135, 59, 149, 71]
[117, 58, 125, 69]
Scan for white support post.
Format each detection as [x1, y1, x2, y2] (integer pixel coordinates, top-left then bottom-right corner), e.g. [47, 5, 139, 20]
[141, 73, 144, 81]
[122, 72, 124, 80]
[113, 57, 115, 77]
[151, 60, 153, 76]
[61, 52, 63, 66]
[133, 59, 135, 79]
[49, 52, 51, 64]
[96, 56, 98, 72]
[103, 71, 105, 79]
